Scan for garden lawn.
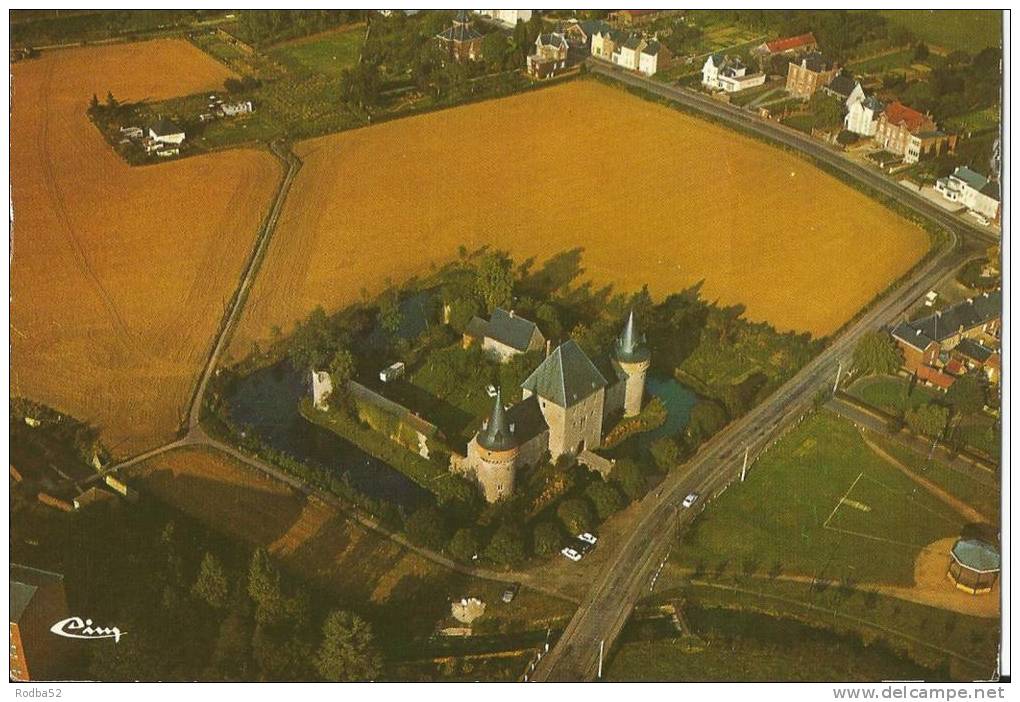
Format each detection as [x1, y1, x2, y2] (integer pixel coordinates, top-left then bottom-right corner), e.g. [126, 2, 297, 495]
[270, 26, 365, 78]
[878, 10, 1002, 52]
[848, 374, 941, 415]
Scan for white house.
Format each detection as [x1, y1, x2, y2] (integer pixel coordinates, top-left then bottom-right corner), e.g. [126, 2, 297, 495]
[311, 370, 333, 411]
[613, 35, 642, 70]
[823, 73, 865, 110]
[844, 95, 884, 137]
[473, 9, 531, 27]
[637, 40, 662, 76]
[935, 167, 1001, 222]
[148, 118, 185, 145]
[702, 54, 764, 92]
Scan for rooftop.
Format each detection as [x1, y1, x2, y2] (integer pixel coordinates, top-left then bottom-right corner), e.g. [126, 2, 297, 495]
[951, 538, 1000, 573]
[883, 101, 930, 132]
[485, 308, 540, 352]
[763, 32, 817, 54]
[522, 339, 608, 408]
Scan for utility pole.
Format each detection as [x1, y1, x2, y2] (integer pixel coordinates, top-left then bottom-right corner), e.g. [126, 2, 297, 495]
[832, 361, 842, 395]
[597, 639, 605, 680]
[740, 446, 749, 482]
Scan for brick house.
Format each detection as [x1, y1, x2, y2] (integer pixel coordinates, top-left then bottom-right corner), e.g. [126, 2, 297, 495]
[436, 10, 484, 62]
[785, 52, 838, 98]
[873, 101, 955, 164]
[753, 32, 818, 59]
[527, 32, 569, 79]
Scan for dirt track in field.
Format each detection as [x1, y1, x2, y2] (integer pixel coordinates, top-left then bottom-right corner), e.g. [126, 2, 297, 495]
[229, 79, 928, 358]
[10, 39, 281, 456]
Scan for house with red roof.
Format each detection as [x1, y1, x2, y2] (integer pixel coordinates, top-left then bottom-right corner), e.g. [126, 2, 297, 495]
[874, 101, 955, 163]
[754, 32, 818, 58]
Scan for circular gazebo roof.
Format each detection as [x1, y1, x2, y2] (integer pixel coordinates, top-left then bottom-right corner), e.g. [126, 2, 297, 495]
[950, 538, 1001, 574]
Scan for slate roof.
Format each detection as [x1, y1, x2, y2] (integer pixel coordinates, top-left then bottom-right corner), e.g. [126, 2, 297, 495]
[615, 310, 650, 364]
[911, 291, 1001, 342]
[622, 34, 643, 51]
[477, 388, 516, 451]
[485, 308, 540, 352]
[800, 51, 834, 73]
[826, 73, 859, 97]
[642, 40, 660, 56]
[505, 395, 549, 444]
[438, 12, 483, 43]
[980, 180, 1000, 200]
[465, 316, 488, 339]
[576, 19, 611, 38]
[537, 32, 568, 49]
[522, 339, 608, 408]
[891, 320, 934, 351]
[954, 338, 995, 363]
[953, 166, 989, 191]
[150, 118, 183, 136]
[951, 538, 1000, 572]
[862, 95, 885, 113]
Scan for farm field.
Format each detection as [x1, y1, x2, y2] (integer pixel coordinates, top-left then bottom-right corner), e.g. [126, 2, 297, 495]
[878, 10, 1002, 52]
[10, 39, 281, 457]
[229, 80, 928, 360]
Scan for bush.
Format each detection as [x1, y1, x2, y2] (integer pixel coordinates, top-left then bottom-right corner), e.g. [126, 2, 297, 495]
[447, 527, 480, 562]
[610, 458, 646, 502]
[556, 498, 594, 535]
[403, 505, 448, 552]
[584, 480, 624, 520]
[532, 522, 562, 556]
[484, 522, 527, 566]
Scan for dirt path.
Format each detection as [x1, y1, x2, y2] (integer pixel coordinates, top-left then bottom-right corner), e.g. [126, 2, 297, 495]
[859, 428, 988, 524]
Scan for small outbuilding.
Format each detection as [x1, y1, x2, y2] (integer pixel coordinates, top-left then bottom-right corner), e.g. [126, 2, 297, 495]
[948, 538, 1000, 595]
[149, 118, 186, 145]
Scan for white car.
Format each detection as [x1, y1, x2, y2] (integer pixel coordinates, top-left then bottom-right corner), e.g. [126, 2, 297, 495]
[485, 384, 498, 397]
[560, 547, 582, 562]
[682, 493, 700, 508]
[577, 532, 598, 546]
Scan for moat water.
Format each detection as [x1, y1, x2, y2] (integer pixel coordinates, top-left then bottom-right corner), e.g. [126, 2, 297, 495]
[225, 361, 429, 511]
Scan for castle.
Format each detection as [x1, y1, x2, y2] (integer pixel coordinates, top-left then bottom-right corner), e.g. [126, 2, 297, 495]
[452, 312, 650, 502]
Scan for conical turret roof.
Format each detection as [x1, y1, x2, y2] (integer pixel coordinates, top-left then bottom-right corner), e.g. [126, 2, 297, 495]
[615, 310, 650, 363]
[476, 388, 517, 451]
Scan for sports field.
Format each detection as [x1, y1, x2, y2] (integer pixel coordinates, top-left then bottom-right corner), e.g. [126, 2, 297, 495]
[230, 80, 927, 358]
[10, 40, 281, 456]
[269, 25, 366, 77]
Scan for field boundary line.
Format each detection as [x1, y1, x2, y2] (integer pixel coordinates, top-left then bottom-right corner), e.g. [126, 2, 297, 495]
[823, 471, 863, 529]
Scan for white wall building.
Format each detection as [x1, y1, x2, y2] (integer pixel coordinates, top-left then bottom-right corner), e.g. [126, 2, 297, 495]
[935, 167, 1001, 221]
[844, 96, 884, 137]
[702, 54, 764, 92]
[311, 370, 333, 411]
[474, 9, 532, 27]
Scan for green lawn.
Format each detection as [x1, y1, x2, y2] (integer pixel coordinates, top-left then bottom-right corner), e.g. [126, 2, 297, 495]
[878, 10, 1002, 52]
[673, 411, 964, 586]
[946, 106, 1001, 133]
[848, 48, 916, 75]
[609, 607, 939, 681]
[270, 26, 365, 78]
[781, 113, 817, 134]
[848, 374, 940, 415]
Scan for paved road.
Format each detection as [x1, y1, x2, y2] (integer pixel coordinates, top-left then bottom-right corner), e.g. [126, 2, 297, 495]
[533, 65, 989, 681]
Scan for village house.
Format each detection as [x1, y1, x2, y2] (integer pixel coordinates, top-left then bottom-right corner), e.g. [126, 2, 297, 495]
[936, 167, 1001, 223]
[785, 52, 839, 98]
[606, 33, 670, 76]
[528, 32, 569, 79]
[845, 95, 885, 136]
[702, 54, 766, 92]
[590, 27, 627, 61]
[873, 101, 955, 164]
[436, 10, 484, 62]
[452, 313, 650, 502]
[822, 73, 865, 110]
[561, 18, 610, 50]
[148, 117, 185, 145]
[890, 291, 1001, 388]
[753, 32, 818, 60]
[473, 9, 532, 27]
[463, 308, 546, 363]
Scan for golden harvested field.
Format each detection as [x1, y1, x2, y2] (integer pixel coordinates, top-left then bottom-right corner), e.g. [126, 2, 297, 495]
[10, 40, 281, 456]
[231, 80, 927, 358]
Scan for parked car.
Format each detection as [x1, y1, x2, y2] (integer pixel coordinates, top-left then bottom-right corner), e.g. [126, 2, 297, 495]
[682, 492, 700, 508]
[501, 583, 520, 603]
[486, 384, 498, 397]
[560, 546, 582, 562]
[577, 532, 598, 546]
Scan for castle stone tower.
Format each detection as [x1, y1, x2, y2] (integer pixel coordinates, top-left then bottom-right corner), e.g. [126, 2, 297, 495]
[467, 388, 519, 502]
[614, 310, 650, 417]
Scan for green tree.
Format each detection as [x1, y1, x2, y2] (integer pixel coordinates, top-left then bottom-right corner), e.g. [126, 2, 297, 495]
[475, 252, 514, 312]
[482, 31, 511, 71]
[404, 505, 448, 551]
[248, 548, 286, 626]
[446, 296, 480, 332]
[584, 480, 624, 520]
[378, 292, 403, 335]
[88, 93, 100, 113]
[905, 402, 950, 438]
[852, 331, 902, 376]
[610, 458, 646, 502]
[447, 527, 480, 562]
[532, 522, 562, 556]
[484, 522, 527, 565]
[289, 306, 336, 371]
[649, 436, 681, 472]
[105, 90, 118, 109]
[340, 61, 382, 109]
[328, 346, 356, 390]
[557, 498, 594, 535]
[192, 552, 229, 609]
[315, 610, 381, 681]
[946, 372, 987, 416]
[686, 399, 729, 446]
[808, 91, 845, 130]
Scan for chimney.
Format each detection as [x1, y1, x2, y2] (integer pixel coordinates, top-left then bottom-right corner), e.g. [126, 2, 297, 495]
[509, 423, 516, 433]
[509, 309, 515, 318]
[546, 339, 552, 357]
